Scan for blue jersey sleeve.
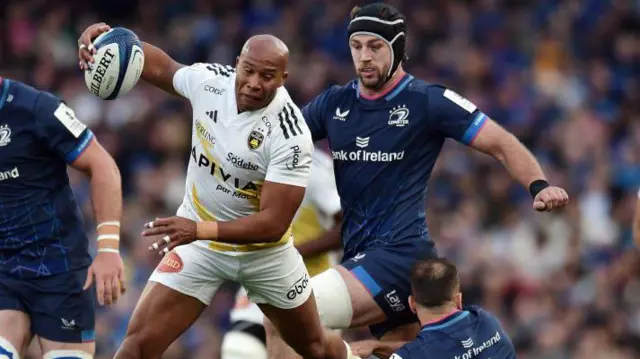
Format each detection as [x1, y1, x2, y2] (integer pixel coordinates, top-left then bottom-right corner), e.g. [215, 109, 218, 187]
[427, 85, 488, 145]
[301, 85, 339, 141]
[34, 92, 94, 163]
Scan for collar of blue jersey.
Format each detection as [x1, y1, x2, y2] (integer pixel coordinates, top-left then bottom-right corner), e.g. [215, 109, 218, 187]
[421, 310, 470, 332]
[354, 73, 414, 102]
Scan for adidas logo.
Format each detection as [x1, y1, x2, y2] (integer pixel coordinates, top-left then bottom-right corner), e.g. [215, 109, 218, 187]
[206, 110, 217, 123]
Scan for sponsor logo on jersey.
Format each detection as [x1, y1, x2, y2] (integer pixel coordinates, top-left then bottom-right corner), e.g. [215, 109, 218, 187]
[355, 136, 369, 148]
[191, 146, 259, 195]
[443, 89, 477, 113]
[384, 289, 406, 312]
[454, 332, 502, 359]
[204, 85, 225, 95]
[226, 152, 258, 171]
[0, 167, 19, 181]
[388, 105, 409, 127]
[390, 354, 403, 359]
[333, 107, 349, 121]
[157, 251, 184, 273]
[61, 318, 76, 330]
[286, 145, 302, 170]
[248, 130, 264, 150]
[54, 103, 86, 138]
[286, 273, 309, 300]
[261, 116, 273, 136]
[195, 120, 216, 147]
[0, 124, 11, 147]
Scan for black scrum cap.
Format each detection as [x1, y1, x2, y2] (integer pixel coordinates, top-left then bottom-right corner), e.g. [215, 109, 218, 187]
[347, 3, 407, 82]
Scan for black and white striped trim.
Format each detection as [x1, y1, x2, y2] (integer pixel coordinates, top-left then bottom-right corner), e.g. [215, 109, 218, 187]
[278, 102, 303, 140]
[205, 63, 235, 77]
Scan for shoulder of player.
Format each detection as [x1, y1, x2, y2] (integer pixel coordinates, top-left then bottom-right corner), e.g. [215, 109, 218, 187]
[4, 81, 60, 122]
[180, 62, 235, 90]
[268, 100, 312, 143]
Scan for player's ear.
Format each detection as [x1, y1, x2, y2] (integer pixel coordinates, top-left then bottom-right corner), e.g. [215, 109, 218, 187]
[281, 71, 288, 85]
[454, 292, 462, 310]
[408, 295, 416, 314]
[235, 56, 240, 67]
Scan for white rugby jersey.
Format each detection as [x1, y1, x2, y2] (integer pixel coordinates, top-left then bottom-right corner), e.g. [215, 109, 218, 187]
[172, 63, 313, 253]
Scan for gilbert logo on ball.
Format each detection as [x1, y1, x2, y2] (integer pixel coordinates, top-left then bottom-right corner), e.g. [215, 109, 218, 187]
[84, 27, 145, 100]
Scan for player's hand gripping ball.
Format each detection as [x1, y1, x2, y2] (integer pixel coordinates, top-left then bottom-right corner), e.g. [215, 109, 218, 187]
[143, 217, 199, 255]
[533, 186, 569, 212]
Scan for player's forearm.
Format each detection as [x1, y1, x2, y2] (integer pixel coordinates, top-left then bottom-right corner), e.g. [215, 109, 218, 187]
[490, 134, 546, 189]
[140, 42, 182, 96]
[196, 209, 292, 244]
[87, 158, 123, 250]
[296, 224, 342, 258]
[372, 341, 408, 359]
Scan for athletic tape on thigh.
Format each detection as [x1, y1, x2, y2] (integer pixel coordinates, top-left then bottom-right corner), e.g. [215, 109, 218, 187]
[0, 336, 19, 358]
[311, 268, 353, 329]
[43, 349, 93, 359]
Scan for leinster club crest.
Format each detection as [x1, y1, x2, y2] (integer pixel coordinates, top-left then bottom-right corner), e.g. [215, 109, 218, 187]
[248, 130, 264, 150]
[0, 125, 11, 147]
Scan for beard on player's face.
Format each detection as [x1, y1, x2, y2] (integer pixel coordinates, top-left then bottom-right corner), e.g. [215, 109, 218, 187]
[357, 62, 390, 90]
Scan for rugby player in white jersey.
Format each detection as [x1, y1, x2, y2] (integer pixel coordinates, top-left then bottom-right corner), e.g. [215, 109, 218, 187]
[78, 25, 358, 359]
[221, 147, 343, 359]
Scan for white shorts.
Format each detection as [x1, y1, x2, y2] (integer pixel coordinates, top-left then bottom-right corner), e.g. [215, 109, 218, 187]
[148, 241, 311, 309]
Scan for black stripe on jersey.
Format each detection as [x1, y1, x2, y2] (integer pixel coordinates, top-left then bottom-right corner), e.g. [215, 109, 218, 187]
[278, 111, 290, 139]
[205, 65, 219, 75]
[282, 105, 298, 137]
[286, 103, 303, 134]
[213, 63, 235, 77]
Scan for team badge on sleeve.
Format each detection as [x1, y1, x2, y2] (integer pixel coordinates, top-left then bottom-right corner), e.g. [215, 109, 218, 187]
[248, 130, 264, 150]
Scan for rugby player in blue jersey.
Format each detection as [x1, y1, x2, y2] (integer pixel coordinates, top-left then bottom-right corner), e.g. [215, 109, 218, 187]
[266, 3, 568, 358]
[0, 78, 125, 359]
[350, 257, 516, 359]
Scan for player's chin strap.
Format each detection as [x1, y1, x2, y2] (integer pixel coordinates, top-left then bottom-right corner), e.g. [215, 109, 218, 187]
[43, 349, 94, 359]
[347, 15, 406, 82]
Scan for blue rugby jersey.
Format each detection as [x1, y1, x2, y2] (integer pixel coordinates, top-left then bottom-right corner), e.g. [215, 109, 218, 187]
[0, 79, 93, 279]
[302, 74, 488, 259]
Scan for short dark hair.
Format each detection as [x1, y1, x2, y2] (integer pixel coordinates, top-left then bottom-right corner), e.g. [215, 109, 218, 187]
[410, 257, 460, 308]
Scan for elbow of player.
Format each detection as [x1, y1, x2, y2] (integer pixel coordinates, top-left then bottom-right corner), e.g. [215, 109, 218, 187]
[263, 221, 290, 243]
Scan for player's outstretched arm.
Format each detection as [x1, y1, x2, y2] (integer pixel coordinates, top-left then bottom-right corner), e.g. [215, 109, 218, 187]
[78, 23, 183, 97]
[468, 119, 568, 211]
[70, 138, 127, 306]
[350, 339, 408, 359]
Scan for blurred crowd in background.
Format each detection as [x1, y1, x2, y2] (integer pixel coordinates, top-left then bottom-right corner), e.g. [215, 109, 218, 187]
[1, 0, 639, 358]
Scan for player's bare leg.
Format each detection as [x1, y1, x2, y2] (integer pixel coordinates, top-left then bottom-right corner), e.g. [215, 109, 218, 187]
[266, 266, 417, 359]
[0, 310, 31, 357]
[113, 281, 206, 359]
[38, 337, 94, 359]
[259, 292, 348, 359]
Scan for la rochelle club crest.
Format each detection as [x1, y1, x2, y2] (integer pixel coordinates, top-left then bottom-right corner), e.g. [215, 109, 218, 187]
[248, 130, 264, 150]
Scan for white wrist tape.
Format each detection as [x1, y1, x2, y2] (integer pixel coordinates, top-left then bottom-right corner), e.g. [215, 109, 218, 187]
[97, 248, 119, 254]
[97, 234, 120, 241]
[97, 221, 120, 229]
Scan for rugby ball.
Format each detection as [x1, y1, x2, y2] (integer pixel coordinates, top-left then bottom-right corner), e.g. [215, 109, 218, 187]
[84, 27, 145, 100]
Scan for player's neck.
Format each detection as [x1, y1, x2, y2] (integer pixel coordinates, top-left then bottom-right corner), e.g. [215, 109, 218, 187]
[417, 304, 460, 327]
[358, 67, 407, 100]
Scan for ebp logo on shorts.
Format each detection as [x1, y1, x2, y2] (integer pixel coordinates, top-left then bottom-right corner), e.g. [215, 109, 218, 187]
[286, 273, 309, 300]
[157, 251, 184, 273]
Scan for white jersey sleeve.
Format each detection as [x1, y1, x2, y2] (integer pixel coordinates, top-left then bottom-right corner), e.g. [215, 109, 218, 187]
[307, 149, 341, 216]
[265, 104, 314, 187]
[173, 63, 233, 100]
